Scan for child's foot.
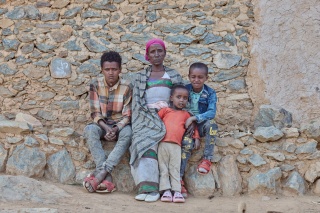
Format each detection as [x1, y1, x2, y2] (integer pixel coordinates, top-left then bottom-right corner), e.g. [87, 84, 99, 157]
[197, 159, 212, 175]
[160, 190, 172, 202]
[180, 180, 188, 198]
[83, 167, 108, 193]
[96, 173, 116, 193]
[173, 191, 185, 203]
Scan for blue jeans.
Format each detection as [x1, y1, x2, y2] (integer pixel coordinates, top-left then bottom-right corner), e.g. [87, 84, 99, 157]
[84, 123, 132, 173]
[180, 119, 218, 177]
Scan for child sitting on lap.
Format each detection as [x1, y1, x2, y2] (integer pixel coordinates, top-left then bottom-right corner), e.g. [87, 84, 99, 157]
[157, 85, 200, 203]
[180, 62, 218, 198]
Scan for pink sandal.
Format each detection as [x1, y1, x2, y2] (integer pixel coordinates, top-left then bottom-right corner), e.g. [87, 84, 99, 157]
[197, 159, 212, 175]
[173, 191, 185, 203]
[96, 180, 116, 193]
[83, 173, 100, 193]
[160, 190, 172, 202]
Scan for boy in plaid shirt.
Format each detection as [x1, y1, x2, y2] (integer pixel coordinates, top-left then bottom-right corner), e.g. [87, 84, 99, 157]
[83, 51, 132, 193]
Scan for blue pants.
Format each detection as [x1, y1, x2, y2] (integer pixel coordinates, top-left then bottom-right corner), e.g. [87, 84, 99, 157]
[180, 119, 218, 177]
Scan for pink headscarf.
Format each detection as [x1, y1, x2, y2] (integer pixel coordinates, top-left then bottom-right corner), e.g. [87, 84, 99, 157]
[145, 38, 166, 61]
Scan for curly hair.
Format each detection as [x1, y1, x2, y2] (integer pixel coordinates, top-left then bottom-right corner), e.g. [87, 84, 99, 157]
[189, 62, 208, 75]
[100, 51, 122, 68]
[170, 84, 189, 96]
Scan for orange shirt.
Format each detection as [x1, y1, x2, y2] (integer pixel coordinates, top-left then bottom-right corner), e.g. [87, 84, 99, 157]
[158, 108, 200, 146]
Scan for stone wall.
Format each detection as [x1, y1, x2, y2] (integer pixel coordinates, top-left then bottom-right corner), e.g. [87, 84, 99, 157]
[0, 0, 253, 133]
[1, 108, 320, 197]
[1, 0, 320, 197]
[247, 0, 320, 125]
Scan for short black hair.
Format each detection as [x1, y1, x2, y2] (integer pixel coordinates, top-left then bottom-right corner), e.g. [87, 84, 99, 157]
[100, 51, 122, 68]
[189, 62, 208, 75]
[170, 84, 189, 96]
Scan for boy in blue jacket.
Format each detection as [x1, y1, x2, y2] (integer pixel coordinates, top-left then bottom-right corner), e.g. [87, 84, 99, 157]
[180, 62, 218, 197]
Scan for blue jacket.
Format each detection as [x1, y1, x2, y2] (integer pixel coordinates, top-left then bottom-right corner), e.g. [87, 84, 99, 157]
[185, 83, 217, 123]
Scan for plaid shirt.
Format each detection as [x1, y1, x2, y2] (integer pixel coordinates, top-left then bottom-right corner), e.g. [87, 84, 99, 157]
[89, 76, 132, 130]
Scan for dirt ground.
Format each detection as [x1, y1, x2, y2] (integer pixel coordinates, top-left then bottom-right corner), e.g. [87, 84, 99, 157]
[1, 181, 320, 213]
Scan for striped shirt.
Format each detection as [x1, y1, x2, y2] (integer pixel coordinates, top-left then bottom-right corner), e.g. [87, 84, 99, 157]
[89, 76, 132, 130]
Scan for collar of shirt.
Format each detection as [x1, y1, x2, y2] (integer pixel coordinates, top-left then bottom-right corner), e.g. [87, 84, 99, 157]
[190, 86, 204, 95]
[104, 78, 120, 91]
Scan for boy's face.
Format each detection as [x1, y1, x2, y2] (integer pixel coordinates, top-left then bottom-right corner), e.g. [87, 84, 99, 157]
[188, 68, 208, 93]
[170, 88, 189, 110]
[102, 61, 121, 87]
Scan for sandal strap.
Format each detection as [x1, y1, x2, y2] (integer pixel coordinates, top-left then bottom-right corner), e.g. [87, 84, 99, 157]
[99, 180, 115, 191]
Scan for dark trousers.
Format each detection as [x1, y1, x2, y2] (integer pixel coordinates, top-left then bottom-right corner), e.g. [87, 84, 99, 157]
[180, 119, 218, 177]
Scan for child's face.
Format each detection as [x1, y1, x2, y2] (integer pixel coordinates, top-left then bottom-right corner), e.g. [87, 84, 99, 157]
[101, 61, 121, 87]
[188, 68, 208, 93]
[170, 88, 189, 109]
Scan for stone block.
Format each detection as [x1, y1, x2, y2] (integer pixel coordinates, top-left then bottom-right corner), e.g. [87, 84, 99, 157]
[304, 162, 320, 183]
[50, 58, 72, 79]
[45, 149, 75, 183]
[248, 154, 266, 167]
[15, 113, 43, 128]
[248, 167, 282, 195]
[0, 175, 70, 203]
[0, 144, 7, 172]
[282, 128, 299, 138]
[254, 105, 292, 129]
[300, 120, 320, 141]
[253, 126, 284, 142]
[0, 121, 31, 134]
[185, 164, 215, 196]
[6, 145, 46, 177]
[213, 53, 241, 69]
[218, 155, 242, 196]
[295, 140, 317, 154]
[313, 179, 320, 194]
[49, 127, 74, 137]
[283, 171, 305, 196]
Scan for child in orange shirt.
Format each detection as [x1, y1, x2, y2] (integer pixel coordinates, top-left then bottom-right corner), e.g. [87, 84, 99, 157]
[157, 85, 200, 203]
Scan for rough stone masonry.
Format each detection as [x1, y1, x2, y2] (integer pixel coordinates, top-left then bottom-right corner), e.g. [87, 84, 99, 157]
[0, 0, 320, 197]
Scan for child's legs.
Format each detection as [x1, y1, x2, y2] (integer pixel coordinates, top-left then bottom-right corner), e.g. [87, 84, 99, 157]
[103, 125, 132, 173]
[158, 142, 171, 192]
[168, 143, 182, 192]
[198, 119, 218, 161]
[180, 136, 195, 178]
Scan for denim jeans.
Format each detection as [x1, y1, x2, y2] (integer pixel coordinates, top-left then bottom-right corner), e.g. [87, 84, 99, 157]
[84, 123, 132, 173]
[180, 119, 218, 177]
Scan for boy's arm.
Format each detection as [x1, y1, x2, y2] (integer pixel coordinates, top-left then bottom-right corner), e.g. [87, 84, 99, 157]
[116, 84, 133, 131]
[89, 81, 106, 124]
[195, 90, 217, 123]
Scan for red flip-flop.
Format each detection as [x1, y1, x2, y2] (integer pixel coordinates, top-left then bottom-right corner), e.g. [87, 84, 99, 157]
[96, 180, 116, 193]
[83, 173, 100, 193]
[197, 159, 212, 175]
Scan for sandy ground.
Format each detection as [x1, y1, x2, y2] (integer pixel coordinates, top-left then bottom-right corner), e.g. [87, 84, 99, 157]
[1, 182, 320, 213]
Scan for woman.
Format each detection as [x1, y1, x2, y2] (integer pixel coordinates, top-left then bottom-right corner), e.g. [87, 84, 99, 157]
[130, 38, 183, 202]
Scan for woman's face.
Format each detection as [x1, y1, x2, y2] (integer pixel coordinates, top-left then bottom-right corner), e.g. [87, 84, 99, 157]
[147, 44, 166, 66]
